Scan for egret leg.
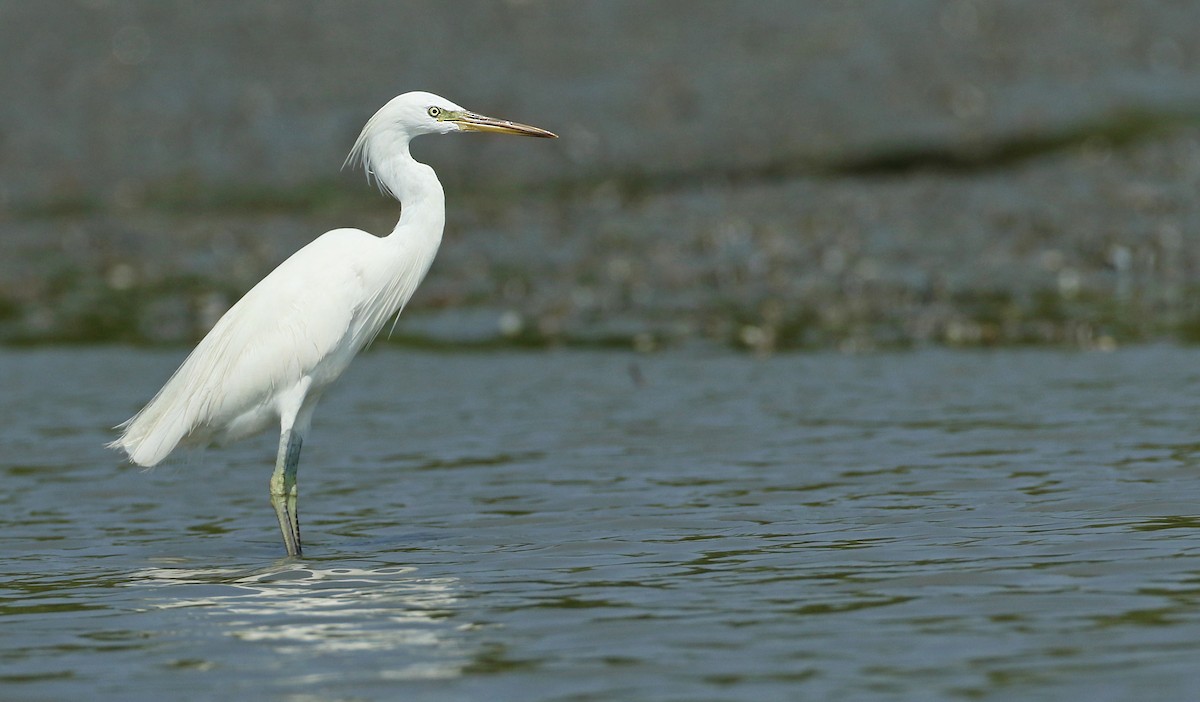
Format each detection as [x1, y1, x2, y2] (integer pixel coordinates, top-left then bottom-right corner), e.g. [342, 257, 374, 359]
[269, 429, 303, 556]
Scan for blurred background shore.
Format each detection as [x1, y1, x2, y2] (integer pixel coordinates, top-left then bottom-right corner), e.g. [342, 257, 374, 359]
[4, 0, 1200, 351]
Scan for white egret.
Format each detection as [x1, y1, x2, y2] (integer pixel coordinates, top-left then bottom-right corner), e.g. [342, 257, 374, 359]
[110, 91, 556, 556]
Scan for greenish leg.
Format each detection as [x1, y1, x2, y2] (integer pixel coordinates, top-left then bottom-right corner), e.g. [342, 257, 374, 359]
[269, 430, 303, 557]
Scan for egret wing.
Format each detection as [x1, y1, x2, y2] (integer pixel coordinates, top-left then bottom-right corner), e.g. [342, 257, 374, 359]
[112, 229, 374, 466]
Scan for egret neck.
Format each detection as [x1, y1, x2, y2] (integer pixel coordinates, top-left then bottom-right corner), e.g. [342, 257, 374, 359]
[375, 142, 446, 240]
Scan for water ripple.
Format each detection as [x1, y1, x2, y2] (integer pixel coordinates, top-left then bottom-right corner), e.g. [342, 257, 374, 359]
[2, 347, 1200, 700]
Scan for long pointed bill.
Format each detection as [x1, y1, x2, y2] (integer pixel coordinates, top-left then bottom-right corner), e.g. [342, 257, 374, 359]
[450, 111, 558, 138]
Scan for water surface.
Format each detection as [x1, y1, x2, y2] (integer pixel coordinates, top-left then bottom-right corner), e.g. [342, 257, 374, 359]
[3, 346, 1200, 700]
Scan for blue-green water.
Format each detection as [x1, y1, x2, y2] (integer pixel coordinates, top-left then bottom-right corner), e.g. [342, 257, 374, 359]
[3, 346, 1200, 701]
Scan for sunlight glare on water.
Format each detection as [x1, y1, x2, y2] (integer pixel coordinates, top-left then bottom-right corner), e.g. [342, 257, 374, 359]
[3, 346, 1200, 701]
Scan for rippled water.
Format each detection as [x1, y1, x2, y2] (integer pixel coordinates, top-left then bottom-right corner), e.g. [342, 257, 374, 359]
[3, 346, 1200, 701]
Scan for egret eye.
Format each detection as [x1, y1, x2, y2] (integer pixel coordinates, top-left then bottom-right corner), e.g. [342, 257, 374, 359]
[428, 106, 441, 119]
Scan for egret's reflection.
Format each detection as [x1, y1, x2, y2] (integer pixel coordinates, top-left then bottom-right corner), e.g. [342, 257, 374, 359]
[131, 562, 467, 680]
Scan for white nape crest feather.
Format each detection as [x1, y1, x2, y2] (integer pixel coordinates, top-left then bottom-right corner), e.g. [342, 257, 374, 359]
[109, 90, 555, 557]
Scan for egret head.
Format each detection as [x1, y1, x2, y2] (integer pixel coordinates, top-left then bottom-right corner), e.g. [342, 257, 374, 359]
[345, 91, 556, 181]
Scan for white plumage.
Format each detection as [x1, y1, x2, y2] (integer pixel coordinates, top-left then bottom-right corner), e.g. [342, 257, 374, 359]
[110, 91, 556, 555]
